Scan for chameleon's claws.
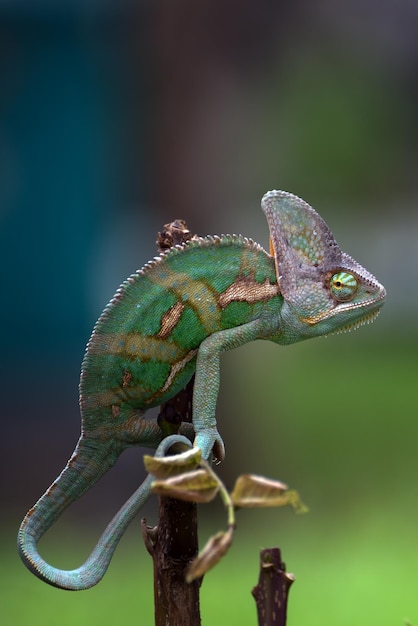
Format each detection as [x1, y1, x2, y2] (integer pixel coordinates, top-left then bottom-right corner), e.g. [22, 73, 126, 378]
[212, 437, 225, 464]
[194, 428, 225, 463]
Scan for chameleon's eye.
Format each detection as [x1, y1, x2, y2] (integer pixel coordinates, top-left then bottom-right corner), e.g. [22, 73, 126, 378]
[329, 272, 358, 302]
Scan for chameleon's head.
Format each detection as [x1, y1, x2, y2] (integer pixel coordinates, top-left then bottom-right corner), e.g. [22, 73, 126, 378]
[262, 190, 386, 345]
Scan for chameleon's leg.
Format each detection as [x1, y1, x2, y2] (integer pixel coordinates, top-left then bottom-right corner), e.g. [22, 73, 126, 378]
[193, 318, 273, 460]
[18, 434, 191, 590]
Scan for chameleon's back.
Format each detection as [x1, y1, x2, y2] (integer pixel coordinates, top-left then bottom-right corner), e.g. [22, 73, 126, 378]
[80, 235, 280, 440]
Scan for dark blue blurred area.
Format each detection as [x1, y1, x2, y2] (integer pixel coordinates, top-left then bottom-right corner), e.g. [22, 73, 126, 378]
[1, 2, 154, 360]
[0, 1, 162, 515]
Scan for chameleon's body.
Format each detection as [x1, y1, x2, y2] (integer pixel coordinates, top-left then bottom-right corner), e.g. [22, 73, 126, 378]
[18, 191, 386, 590]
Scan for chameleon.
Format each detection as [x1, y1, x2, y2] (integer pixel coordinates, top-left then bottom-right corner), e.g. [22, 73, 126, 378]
[18, 190, 386, 590]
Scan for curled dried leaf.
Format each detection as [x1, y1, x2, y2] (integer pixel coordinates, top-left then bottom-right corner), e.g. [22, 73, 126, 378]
[186, 527, 234, 582]
[144, 446, 202, 479]
[151, 468, 219, 503]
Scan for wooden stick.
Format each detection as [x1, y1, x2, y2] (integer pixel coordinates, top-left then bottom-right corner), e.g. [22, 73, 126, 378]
[252, 548, 295, 626]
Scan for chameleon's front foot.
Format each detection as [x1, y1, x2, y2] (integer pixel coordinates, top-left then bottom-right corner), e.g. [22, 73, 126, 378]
[194, 428, 225, 463]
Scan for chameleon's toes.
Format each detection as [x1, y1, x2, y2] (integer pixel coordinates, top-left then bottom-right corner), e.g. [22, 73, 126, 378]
[194, 429, 225, 463]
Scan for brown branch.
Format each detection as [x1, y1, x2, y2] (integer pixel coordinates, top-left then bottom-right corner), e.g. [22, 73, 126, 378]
[252, 548, 295, 626]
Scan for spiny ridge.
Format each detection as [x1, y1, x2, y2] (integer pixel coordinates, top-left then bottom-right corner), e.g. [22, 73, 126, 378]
[333, 309, 381, 335]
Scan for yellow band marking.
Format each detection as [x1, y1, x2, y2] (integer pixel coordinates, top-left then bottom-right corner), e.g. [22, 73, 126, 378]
[157, 301, 185, 339]
[149, 267, 221, 334]
[218, 276, 279, 309]
[160, 349, 198, 394]
[89, 332, 183, 362]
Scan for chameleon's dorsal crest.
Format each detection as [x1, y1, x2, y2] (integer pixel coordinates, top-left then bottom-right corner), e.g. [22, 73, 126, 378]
[262, 190, 342, 299]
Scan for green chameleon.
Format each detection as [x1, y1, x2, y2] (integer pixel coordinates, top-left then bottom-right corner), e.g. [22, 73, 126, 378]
[18, 190, 386, 590]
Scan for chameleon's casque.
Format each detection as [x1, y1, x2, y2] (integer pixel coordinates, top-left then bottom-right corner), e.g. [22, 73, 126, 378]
[18, 190, 386, 590]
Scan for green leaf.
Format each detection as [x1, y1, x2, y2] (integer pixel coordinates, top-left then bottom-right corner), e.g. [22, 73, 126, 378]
[231, 474, 308, 512]
[186, 527, 234, 582]
[150, 468, 219, 503]
[144, 446, 202, 479]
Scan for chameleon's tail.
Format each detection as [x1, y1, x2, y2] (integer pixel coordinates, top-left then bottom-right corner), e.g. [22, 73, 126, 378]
[17, 434, 191, 590]
[17, 435, 120, 590]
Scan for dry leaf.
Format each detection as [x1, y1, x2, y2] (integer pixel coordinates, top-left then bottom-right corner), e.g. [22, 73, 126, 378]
[144, 446, 202, 479]
[186, 527, 234, 582]
[231, 474, 307, 512]
[151, 468, 219, 503]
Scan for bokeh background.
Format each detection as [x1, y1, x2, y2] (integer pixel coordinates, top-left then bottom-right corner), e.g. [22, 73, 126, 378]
[1, 1, 417, 624]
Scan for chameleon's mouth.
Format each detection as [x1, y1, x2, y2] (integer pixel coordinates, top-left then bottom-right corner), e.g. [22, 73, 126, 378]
[332, 308, 381, 335]
[300, 295, 385, 328]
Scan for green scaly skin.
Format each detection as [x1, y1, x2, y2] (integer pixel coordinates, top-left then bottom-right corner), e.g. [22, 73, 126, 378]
[18, 190, 386, 590]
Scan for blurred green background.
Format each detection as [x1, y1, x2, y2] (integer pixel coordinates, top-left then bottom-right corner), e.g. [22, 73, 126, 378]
[1, 1, 417, 625]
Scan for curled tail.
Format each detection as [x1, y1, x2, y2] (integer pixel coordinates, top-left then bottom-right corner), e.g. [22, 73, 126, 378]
[18, 434, 191, 590]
